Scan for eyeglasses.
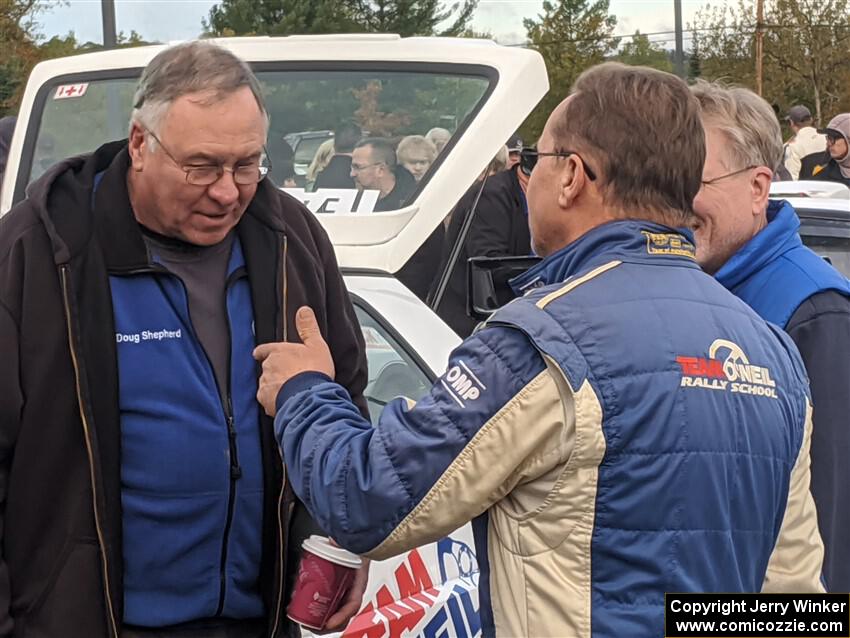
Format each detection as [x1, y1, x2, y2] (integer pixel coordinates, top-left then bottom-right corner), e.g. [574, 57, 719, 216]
[519, 148, 597, 181]
[350, 161, 385, 172]
[146, 130, 271, 186]
[700, 165, 756, 187]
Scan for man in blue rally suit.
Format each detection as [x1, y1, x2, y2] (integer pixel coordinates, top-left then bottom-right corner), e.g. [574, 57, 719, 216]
[691, 81, 850, 593]
[256, 64, 825, 637]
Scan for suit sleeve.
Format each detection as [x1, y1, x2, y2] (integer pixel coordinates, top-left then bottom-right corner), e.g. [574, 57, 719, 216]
[762, 401, 826, 592]
[274, 326, 572, 560]
[786, 294, 850, 591]
[0, 303, 21, 635]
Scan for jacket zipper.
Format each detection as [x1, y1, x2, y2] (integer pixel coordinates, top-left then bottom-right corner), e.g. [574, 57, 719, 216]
[269, 236, 289, 637]
[215, 269, 242, 616]
[175, 270, 242, 618]
[59, 265, 119, 638]
[122, 265, 242, 616]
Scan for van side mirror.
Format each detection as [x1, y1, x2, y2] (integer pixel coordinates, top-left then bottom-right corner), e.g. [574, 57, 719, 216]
[467, 256, 541, 320]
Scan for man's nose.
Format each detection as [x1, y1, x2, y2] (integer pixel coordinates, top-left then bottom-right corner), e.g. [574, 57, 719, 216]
[207, 170, 240, 206]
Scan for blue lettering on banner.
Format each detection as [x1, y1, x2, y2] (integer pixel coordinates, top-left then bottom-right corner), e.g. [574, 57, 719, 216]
[421, 585, 480, 638]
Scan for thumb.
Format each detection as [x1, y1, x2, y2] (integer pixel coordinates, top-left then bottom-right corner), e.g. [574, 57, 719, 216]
[295, 306, 322, 346]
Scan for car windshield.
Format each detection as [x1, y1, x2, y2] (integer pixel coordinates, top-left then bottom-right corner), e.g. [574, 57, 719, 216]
[23, 66, 491, 213]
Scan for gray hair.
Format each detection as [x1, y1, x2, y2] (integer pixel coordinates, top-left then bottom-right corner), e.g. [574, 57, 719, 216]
[397, 135, 438, 163]
[690, 79, 784, 173]
[130, 40, 268, 140]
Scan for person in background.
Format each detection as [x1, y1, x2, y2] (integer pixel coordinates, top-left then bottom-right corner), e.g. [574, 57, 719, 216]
[425, 126, 451, 154]
[505, 132, 523, 169]
[267, 134, 298, 188]
[396, 134, 438, 183]
[0, 41, 369, 637]
[305, 137, 335, 188]
[254, 62, 824, 638]
[431, 141, 531, 337]
[799, 113, 850, 188]
[0, 116, 16, 198]
[350, 137, 414, 212]
[783, 105, 826, 180]
[314, 120, 361, 190]
[691, 80, 850, 592]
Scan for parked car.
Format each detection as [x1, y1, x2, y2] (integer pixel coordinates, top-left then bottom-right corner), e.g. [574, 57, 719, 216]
[0, 34, 549, 637]
[283, 129, 333, 176]
[770, 182, 850, 277]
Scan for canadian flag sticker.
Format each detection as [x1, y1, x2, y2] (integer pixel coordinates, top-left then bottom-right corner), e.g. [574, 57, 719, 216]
[54, 83, 89, 100]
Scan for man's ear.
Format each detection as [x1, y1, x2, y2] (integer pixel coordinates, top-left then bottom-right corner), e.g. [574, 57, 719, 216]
[128, 123, 147, 172]
[750, 166, 772, 216]
[556, 155, 586, 210]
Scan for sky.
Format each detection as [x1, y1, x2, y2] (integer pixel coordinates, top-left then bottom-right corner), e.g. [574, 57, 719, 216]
[33, 0, 708, 49]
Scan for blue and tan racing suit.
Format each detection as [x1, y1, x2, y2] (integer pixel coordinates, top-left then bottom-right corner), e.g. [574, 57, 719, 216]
[274, 220, 825, 637]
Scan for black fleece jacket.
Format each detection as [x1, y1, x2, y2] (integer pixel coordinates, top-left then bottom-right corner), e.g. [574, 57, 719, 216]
[0, 141, 367, 637]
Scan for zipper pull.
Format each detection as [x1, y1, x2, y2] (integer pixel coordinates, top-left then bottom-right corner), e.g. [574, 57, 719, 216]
[226, 414, 242, 479]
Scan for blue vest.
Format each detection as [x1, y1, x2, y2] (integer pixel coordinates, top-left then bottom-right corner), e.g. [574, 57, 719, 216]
[502, 221, 809, 636]
[110, 238, 265, 626]
[715, 200, 850, 328]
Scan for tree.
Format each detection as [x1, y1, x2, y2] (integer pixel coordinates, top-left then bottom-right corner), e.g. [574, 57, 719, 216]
[0, 0, 44, 115]
[204, 0, 357, 36]
[616, 30, 673, 72]
[521, 0, 619, 140]
[204, 0, 478, 37]
[690, 0, 850, 126]
[687, 42, 702, 81]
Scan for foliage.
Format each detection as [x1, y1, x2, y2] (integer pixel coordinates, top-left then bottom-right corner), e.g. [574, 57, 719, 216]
[520, 0, 619, 141]
[690, 0, 850, 126]
[204, 0, 478, 37]
[615, 30, 673, 72]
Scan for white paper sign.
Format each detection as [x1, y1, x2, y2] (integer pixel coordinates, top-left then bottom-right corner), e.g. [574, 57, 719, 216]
[282, 188, 380, 214]
[54, 83, 89, 100]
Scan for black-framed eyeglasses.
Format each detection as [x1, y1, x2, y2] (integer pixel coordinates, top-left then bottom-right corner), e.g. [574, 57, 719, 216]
[146, 130, 271, 186]
[519, 147, 597, 181]
[350, 161, 386, 173]
[700, 165, 756, 187]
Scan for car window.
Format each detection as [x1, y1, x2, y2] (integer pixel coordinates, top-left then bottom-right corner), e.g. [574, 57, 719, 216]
[802, 234, 850, 278]
[23, 67, 491, 213]
[354, 305, 431, 423]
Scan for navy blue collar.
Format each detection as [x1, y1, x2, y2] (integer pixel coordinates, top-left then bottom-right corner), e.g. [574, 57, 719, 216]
[714, 200, 800, 291]
[510, 219, 698, 295]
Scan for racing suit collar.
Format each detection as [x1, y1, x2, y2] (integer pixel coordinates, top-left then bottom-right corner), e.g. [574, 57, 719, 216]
[510, 219, 697, 295]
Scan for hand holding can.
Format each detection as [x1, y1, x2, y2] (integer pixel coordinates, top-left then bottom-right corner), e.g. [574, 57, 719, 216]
[287, 535, 363, 631]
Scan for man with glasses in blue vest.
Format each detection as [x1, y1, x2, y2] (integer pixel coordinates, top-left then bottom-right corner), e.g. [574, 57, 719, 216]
[691, 80, 850, 592]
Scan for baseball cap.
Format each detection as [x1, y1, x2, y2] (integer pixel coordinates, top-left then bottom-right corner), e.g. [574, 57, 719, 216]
[506, 133, 524, 153]
[785, 105, 812, 124]
[818, 113, 850, 140]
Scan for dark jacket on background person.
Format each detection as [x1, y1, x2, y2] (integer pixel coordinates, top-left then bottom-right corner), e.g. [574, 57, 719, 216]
[313, 154, 354, 190]
[715, 199, 850, 592]
[397, 224, 444, 302]
[799, 150, 850, 187]
[373, 166, 416, 212]
[0, 140, 368, 637]
[431, 167, 530, 337]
